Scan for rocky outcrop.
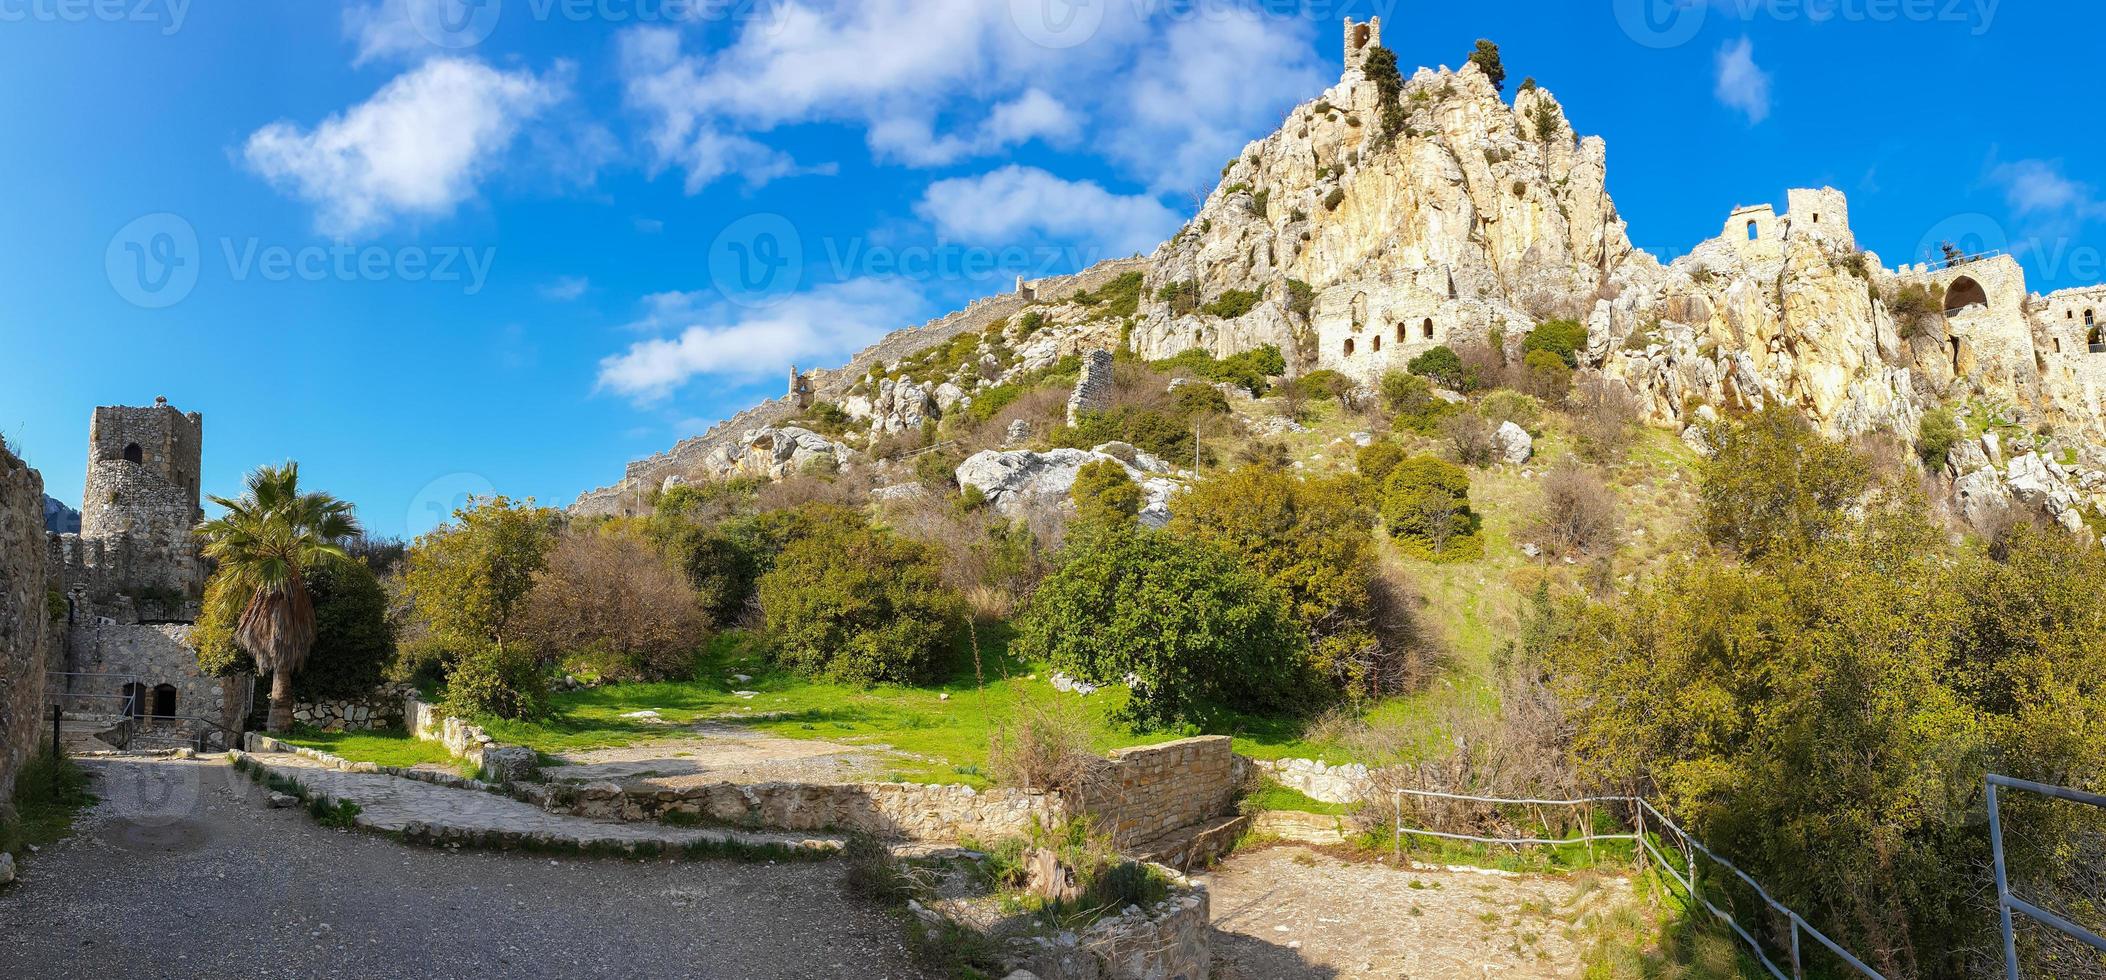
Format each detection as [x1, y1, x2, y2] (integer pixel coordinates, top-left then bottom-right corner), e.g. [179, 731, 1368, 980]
[0, 447, 50, 810]
[41, 496, 77, 535]
[956, 445, 1181, 528]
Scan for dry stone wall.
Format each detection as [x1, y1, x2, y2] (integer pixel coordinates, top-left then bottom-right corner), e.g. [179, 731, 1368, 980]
[406, 695, 537, 782]
[985, 865, 1212, 980]
[1079, 736, 1238, 849]
[526, 779, 1064, 842]
[0, 447, 51, 809]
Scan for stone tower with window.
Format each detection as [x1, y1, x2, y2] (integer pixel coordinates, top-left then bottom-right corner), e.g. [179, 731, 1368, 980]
[77, 397, 206, 602]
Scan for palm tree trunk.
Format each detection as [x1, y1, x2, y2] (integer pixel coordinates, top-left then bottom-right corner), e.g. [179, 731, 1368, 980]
[267, 668, 295, 733]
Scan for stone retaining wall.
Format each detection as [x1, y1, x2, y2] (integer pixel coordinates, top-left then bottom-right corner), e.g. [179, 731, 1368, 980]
[293, 686, 411, 733]
[405, 695, 536, 783]
[242, 731, 496, 792]
[1248, 756, 1371, 805]
[1081, 736, 1238, 848]
[0, 447, 50, 809]
[954, 865, 1211, 980]
[522, 779, 1064, 842]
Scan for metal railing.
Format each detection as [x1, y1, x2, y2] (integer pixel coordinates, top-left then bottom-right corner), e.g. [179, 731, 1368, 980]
[1388, 788, 1887, 980]
[1987, 774, 2106, 980]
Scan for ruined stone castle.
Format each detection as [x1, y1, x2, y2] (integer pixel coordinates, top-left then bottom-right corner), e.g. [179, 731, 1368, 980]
[575, 20, 2106, 535]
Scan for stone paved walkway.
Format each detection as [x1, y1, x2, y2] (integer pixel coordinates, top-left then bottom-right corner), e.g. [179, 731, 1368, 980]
[242, 750, 846, 854]
[548, 723, 903, 788]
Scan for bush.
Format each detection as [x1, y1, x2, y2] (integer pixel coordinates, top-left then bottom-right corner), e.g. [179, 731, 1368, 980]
[758, 521, 959, 684]
[1521, 348, 1572, 401]
[1440, 411, 1498, 467]
[1378, 371, 1456, 434]
[1171, 467, 1386, 695]
[1200, 289, 1260, 320]
[1521, 318, 1588, 368]
[1071, 459, 1142, 526]
[1016, 527, 1309, 728]
[443, 644, 551, 721]
[1150, 345, 1285, 396]
[1477, 390, 1542, 431]
[1566, 377, 1640, 463]
[1356, 441, 1406, 485]
[1699, 406, 1872, 560]
[1533, 462, 1619, 556]
[1285, 279, 1315, 318]
[1380, 456, 1481, 561]
[1323, 187, 1346, 211]
[989, 702, 1105, 793]
[294, 558, 395, 701]
[516, 530, 709, 682]
[1468, 39, 1505, 92]
[1297, 369, 1354, 409]
[1917, 405, 1960, 471]
[1155, 280, 1200, 316]
[1407, 345, 1472, 391]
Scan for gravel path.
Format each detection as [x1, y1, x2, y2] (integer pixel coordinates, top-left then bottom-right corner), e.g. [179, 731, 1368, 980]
[0, 757, 933, 980]
[1201, 844, 1636, 979]
[548, 723, 902, 788]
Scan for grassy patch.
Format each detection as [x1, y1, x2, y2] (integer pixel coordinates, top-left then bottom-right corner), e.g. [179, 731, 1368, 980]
[1, 751, 95, 858]
[280, 726, 458, 770]
[1242, 779, 1351, 815]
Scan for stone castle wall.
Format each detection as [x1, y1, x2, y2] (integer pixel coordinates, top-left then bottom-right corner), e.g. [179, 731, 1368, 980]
[57, 623, 235, 732]
[1066, 349, 1116, 425]
[0, 447, 52, 809]
[73, 401, 206, 601]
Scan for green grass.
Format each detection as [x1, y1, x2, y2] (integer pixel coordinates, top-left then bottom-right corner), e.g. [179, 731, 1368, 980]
[1243, 779, 1352, 815]
[280, 726, 459, 770]
[477, 630, 1348, 788]
[1, 750, 94, 859]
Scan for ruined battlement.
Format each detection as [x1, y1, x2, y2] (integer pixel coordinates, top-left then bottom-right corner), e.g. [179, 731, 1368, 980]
[71, 397, 206, 603]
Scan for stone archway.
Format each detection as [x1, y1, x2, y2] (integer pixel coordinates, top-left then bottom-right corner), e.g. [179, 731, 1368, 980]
[1944, 276, 1988, 315]
[123, 443, 143, 464]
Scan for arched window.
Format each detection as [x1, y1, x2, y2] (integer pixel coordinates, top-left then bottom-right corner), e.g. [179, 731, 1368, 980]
[2087, 309, 2096, 327]
[1812, 213, 1820, 224]
[2054, 338, 2063, 354]
[152, 684, 176, 719]
[1373, 336, 1382, 353]
[123, 443, 142, 464]
[1422, 318, 1435, 340]
[1343, 338, 1356, 357]
[1746, 220, 1759, 241]
[1395, 322, 1405, 343]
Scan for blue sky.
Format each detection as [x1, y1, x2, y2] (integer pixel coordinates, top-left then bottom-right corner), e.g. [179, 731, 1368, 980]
[2, 0, 2096, 537]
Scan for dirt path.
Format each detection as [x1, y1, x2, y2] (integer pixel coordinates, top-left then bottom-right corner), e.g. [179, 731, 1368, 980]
[548, 723, 909, 787]
[0, 757, 932, 980]
[1201, 844, 1637, 979]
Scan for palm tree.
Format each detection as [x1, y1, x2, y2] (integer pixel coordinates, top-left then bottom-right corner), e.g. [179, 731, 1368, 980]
[195, 462, 361, 733]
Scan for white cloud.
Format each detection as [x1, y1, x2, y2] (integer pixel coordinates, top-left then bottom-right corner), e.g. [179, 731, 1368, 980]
[916, 166, 1179, 257]
[1987, 159, 2106, 219]
[244, 58, 564, 236]
[618, 1, 1276, 191]
[342, 0, 424, 66]
[1108, 10, 1323, 193]
[539, 276, 589, 301]
[597, 278, 926, 401]
[1713, 37, 1772, 124]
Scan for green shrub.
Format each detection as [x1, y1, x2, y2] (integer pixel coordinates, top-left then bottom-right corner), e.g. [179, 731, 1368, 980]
[1521, 348, 1572, 401]
[1406, 345, 1473, 391]
[1477, 390, 1543, 431]
[1378, 371, 1457, 434]
[443, 644, 551, 721]
[1916, 406, 1961, 471]
[1521, 318, 1588, 367]
[1149, 345, 1285, 396]
[1699, 406, 1872, 560]
[1155, 280, 1201, 316]
[1468, 39, 1505, 92]
[1324, 187, 1346, 211]
[1072, 459, 1142, 526]
[1201, 289, 1260, 319]
[1073, 271, 1144, 321]
[1380, 456, 1481, 561]
[1285, 279, 1315, 318]
[758, 521, 959, 684]
[294, 558, 395, 701]
[1356, 441, 1406, 485]
[1016, 527, 1309, 728]
[1297, 368, 1354, 407]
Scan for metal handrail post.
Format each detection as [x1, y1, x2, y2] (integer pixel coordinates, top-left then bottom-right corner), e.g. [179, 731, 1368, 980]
[1988, 779, 2020, 980]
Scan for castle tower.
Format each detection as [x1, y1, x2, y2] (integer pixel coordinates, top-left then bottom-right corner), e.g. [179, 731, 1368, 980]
[79, 397, 205, 600]
[1341, 17, 1382, 82]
